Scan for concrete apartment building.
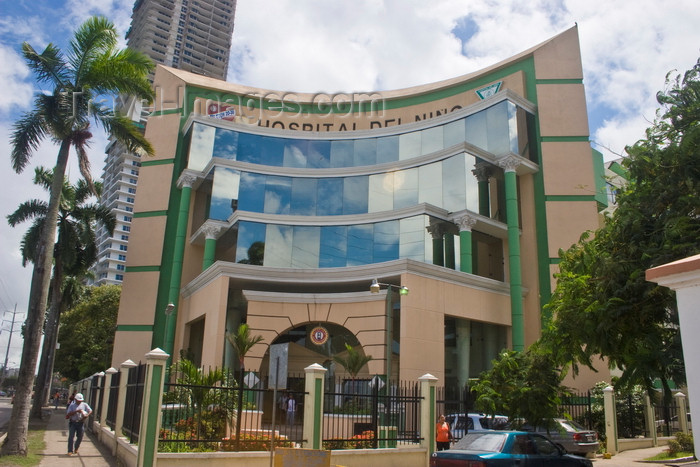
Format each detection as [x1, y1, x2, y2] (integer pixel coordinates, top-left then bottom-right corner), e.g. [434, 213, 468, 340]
[111, 26, 611, 391]
[91, 0, 237, 285]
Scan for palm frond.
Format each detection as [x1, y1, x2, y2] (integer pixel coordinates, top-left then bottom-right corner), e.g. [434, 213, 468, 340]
[86, 48, 155, 101]
[11, 109, 48, 173]
[91, 105, 154, 156]
[21, 42, 68, 87]
[7, 199, 49, 226]
[69, 16, 117, 85]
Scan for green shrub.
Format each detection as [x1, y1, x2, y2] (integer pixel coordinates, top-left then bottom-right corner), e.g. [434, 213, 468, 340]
[674, 432, 694, 453]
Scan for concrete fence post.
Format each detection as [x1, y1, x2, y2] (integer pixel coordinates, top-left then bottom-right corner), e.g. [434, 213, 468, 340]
[137, 348, 169, 467]
[114, 359, 137, 455]
[675, 392, 688, 434]
[603, 386, 618, 455]
[644, 393, 658, 446]
[419, 373, 438, 459]
[101, 367, 118, 428]
[303, 363, 327, 450]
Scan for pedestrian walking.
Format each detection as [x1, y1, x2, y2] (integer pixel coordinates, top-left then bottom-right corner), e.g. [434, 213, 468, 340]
[65, 393, 92, 456]
[286, 395, 296, 426]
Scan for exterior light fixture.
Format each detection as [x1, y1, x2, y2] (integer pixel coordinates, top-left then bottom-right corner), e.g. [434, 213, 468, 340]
[369, 279, 409, 388]
[165, 303, 175, 315]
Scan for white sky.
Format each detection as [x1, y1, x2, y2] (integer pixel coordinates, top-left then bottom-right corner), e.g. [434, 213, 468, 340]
[0, 0, 698, 368]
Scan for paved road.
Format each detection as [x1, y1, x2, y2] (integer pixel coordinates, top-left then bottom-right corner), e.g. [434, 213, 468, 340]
[0, 397, 12, 434]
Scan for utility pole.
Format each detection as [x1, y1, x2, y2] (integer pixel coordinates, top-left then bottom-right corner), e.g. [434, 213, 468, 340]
[1, 304, 21, 389]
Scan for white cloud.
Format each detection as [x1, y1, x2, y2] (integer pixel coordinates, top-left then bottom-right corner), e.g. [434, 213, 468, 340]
[0, 45, 32, 113]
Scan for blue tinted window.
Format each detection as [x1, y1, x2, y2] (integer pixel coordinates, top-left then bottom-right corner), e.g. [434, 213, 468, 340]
[320, 226, 348, 267]
[259, 136, 284, 166]
[354, 138, 376, 166]
[213, 127, 237, 160]
[238, 172, 265, 212]
[283, 139, 309, 168]
[376, 135, 399, 164]
[308, 140, 331, 168]
[374, 220, 399, 262]
[342, 176, 368, 214]
[236, 221, 266, 264]
[237, 131, 261, 162]
[264, 176, 291, 214]
[330, 140, 353, 167]
[347, 224, 373, 265]
[291, 178, 317, 215]
[317, 178, 343, 215]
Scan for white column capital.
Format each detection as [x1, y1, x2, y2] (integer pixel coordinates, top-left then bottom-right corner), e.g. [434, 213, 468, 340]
[497, 155, 521, 173]
[456, 215, 478, 232]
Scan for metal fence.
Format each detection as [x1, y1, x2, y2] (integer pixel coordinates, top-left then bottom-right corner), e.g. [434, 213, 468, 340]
[159, 368, 306, 452]
[323, 377, 421, 448]
[559, 390, 596, 430]
[105, 371, 120, 430]
[122, 363, 146, 444]
[654, 400, 681, 437]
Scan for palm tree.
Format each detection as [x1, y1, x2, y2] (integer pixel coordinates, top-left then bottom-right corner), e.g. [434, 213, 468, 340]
[225, 324, 264, 370]
[4, 16, 153, 456]
[332, 343, 373, 380]
[8, 167, 115, 419]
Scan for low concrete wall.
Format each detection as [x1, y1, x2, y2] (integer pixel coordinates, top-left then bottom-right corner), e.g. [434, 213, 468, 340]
[618, 437, 670, 453]
[93, 422, 138, 467]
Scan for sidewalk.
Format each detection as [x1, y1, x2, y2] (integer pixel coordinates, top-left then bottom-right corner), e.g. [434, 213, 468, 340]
[38, 407, 119, 466]
[593, 446, 699, 466]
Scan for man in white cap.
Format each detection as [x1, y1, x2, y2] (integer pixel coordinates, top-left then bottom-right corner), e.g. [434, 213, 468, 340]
[65, 392, 92, 456]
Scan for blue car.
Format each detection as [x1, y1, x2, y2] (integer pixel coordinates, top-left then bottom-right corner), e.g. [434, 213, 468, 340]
[430, 431, 593, 466]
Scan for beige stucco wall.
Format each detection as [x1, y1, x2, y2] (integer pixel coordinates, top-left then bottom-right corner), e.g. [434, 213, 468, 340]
[244, 297, 387, 373]
[178, 275, 229, 367]
[116, 271, 160, 325]
[533, 27, 584, 80]
[399, 274, 511, 383]
[545, 200, 600, 257]
[132, 164, 174, 213]
[124, 216, 167, 267]
[536, 83, 590, 137]
[517, 173, 543, 345]
[541, 141, 597, 195]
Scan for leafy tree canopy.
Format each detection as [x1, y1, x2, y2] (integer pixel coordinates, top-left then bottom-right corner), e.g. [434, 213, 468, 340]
[54, 284, 121, 381]
[472, 348, 566, 428]
[541, 59, 700, 397]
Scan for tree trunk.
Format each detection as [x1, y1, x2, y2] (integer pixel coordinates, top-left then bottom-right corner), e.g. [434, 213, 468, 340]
[1, 140, 70, 456]
[31, 258, 63, 419]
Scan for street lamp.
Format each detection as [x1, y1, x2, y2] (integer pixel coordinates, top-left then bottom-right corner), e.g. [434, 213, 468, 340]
[369, 279, 409, 387]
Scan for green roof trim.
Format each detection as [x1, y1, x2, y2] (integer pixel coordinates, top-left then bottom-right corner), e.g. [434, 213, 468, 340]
[133, 210, 168, 218]
[592, 148, 608, 208]
[149, 107, 182, 117]
[182, 58, 536, 117]
[608, 160, 629, 179]
[126, 265, 161, 273]
[535, 78, 583, 85]
[141, 158, 175, 167]
[545, 195, 598, 202]
[540, 136, 590, 143]
[117, 324, 153, 332]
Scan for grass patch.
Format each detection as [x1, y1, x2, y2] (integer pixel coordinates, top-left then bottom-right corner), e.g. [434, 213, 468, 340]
[645, 450, 694, 462]
[0, 419, 48, 467]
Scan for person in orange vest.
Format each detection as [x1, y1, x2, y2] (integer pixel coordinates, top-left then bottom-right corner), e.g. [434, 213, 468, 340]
[436, 414, 453, 451]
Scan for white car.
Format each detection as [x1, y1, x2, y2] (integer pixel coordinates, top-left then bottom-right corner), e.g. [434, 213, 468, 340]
[444, 413, 509, 439]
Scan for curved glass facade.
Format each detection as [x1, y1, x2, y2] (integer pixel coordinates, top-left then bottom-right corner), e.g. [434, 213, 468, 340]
[235, 216, 429, 268]
[188, 98, 529, 270]
[208, 152, 486, 221]
[187, 100, 534, 172]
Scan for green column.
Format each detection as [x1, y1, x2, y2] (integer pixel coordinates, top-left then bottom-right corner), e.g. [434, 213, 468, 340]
[444, 234, 455, 270]
[428, 223, 445, 267]
[499, 156, 525, 351]
[164, 174, 196, 363]
[137, 348, 169, 467]
[202, 223, 223, 270]
[472, 164, 492, 217]
[457, 215, 477, 274]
